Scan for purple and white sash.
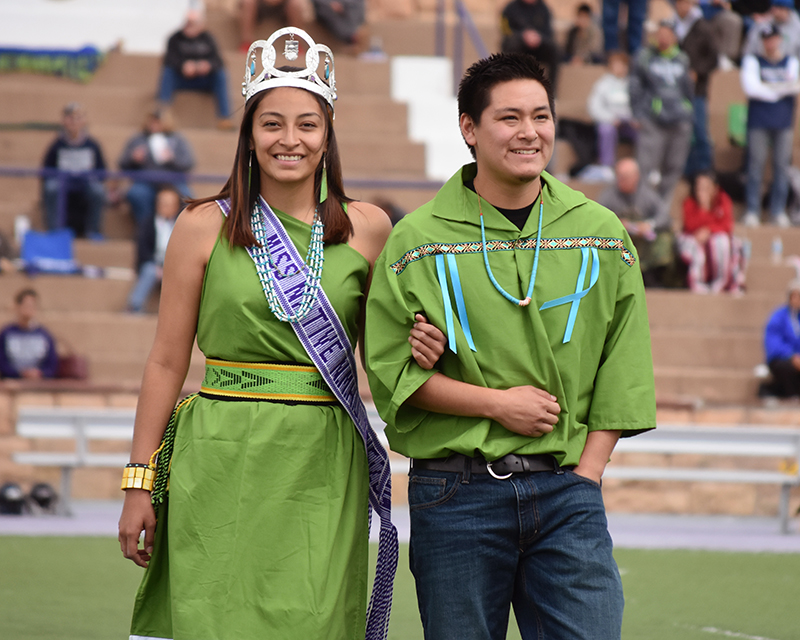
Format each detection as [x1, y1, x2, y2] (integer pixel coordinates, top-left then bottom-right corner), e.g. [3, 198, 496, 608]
[218, 197, 397, 640]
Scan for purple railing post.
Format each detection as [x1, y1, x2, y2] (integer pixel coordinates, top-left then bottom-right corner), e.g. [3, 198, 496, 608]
[453, 15, 464, 95]
[436, 0, 446, 57]
[56, 172, 68, 230]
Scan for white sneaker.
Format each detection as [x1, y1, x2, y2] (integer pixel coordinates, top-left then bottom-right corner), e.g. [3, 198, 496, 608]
[742, 212, 760, 227]
[774, 212, 791, 228]
[718, 55, 735, 71]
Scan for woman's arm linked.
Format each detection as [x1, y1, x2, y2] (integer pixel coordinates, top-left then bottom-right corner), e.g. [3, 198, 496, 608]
[118, 202, 220, 567]
[348, 202, 446, 369]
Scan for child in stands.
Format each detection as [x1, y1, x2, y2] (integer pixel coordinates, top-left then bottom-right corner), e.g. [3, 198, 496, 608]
[587, 51, 635, 173]
[678, 172, 747, 293]
[126, 186, 181, 313]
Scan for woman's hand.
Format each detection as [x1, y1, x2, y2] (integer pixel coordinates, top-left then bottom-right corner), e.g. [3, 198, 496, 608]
[409, 313, 446, 370]
[118, 489, 157, 568]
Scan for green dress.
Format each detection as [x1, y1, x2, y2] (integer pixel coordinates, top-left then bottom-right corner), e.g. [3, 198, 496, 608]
[130, 207, 370, 640]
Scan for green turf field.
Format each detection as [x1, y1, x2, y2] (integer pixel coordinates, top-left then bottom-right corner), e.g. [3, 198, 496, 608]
[0, 538, 798, 640]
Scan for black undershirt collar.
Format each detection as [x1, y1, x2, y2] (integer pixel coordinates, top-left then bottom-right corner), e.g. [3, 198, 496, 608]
[464, 178, 533, 231]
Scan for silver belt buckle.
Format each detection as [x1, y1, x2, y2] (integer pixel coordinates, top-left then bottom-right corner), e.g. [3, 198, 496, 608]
[486, 461, 513, 480]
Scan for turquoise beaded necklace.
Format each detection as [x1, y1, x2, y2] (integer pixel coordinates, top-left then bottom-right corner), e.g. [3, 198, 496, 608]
[249, 199, 325, 323]
[477, 188, 544, 307]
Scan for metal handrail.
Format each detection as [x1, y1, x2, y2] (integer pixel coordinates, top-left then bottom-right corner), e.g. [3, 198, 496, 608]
[0, 166, 444, 191]
[0, 165, 444, 228]
[434, 1, 492, 93]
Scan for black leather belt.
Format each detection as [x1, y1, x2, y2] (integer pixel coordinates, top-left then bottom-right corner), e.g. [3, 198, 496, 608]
[411, 453, 560, 479]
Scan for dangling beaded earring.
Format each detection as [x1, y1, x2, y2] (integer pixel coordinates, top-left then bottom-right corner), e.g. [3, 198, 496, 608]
[247, 150, 253, 192]
[319, 154, 328, 204]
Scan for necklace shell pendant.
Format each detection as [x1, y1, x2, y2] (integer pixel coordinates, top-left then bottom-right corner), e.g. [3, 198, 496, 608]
[284, 35, 299, 61]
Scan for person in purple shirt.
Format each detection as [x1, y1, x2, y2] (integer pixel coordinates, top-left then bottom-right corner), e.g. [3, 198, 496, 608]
[0, 289, 58, 379]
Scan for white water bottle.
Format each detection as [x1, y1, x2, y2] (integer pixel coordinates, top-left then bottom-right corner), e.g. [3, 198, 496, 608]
[772, 235, 783, 264]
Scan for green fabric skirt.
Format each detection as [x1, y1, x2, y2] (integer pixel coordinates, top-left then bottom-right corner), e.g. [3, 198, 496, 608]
[129, 395, 369, 640]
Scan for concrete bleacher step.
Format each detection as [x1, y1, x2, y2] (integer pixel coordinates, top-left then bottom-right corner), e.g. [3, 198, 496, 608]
[655, 366, 758, 405]
[369, 18, 500, 60]
[645, 290, 783, 330]
[73, 238, 135, 269]
[650, 327, 762, 369]
[345, 184, 441, 217]
[738, 225, 800, 259]
[0, 273, 133, 313]
[746, 260, 799, 293]
[556, 64, 607, 123]
[0, 73, 405, 136]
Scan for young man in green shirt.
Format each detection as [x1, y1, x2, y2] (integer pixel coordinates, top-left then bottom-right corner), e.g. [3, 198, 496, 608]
[366, 53, 656, 639]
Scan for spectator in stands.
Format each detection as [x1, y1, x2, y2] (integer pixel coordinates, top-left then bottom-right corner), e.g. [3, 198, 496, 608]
[41, 102, 106, 240]
[587, 51, 635, 170]
[158, 7, 233, 131]
[599, 157, 675, 286]
[602, 0, 648, 55]
[629, 19, 694, 208]
[118, 105, 194, 271]
[126, 186, 181, 313]
[501, 0, 561, 89]
[678, 171, 746, 292]
[698, 0, 743, 65]
[763, 278, 800, 396]
[314, 0, 368, 53]
[238, 0, 314, 52]
[564, 3, 604, 64]
[740, 22, 800, 227]
[239, 0, 367, 54]
[0, 289, 58, 380]
[742, 0, 800, 59]
[674, 0, 719, 177]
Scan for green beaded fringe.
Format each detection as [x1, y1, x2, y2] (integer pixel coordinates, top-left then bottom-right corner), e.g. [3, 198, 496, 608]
[151, 393, 198, 505]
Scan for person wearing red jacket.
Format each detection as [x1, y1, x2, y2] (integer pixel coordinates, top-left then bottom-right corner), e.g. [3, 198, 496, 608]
[678, 171, 747, 292]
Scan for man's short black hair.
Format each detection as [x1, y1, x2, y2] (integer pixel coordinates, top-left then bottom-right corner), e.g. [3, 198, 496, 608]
[457, 53, 556, 158]
[14, 288, 37, 305]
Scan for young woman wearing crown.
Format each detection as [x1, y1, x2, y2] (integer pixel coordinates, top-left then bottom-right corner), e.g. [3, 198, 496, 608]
[117, 27, 444, 640]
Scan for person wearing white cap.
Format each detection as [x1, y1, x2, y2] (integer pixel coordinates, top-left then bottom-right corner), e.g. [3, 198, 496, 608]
[743, 0, 800, 60]
[740, 21, 800, 227]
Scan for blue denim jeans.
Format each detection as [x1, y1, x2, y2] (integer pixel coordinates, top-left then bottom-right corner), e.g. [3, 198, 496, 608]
[157, 66, 231, 118]
[408, 466, 624, 640]
[684, 95, 713, 177]
[602, 0, 647, 54]
[42, 177, 105, 235]
[127, 261, 161, 312]
[746, 127, 794, 218]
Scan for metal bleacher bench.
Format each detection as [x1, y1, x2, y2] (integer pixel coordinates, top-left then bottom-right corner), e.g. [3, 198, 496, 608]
[606, 424, 800, 534]
[13, 406, 135, 515]
[11, 406, 800, 533]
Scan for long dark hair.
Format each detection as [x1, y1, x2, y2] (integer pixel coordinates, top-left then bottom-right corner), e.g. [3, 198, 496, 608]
[188, 88, 353, 246]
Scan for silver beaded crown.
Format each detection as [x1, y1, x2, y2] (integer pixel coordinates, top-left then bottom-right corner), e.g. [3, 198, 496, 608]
[242, 27, 337, 112]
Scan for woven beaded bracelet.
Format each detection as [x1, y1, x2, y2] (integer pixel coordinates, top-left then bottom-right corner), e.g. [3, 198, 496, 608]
[121, 462, 155, 492]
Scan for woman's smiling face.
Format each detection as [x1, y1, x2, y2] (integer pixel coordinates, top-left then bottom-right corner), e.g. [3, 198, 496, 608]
[250, 87, 328, 191]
